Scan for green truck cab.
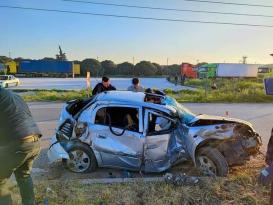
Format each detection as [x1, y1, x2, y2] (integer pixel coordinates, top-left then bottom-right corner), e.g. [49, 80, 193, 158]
[258, 66, 273, 78]
[198, 64, 217, 79]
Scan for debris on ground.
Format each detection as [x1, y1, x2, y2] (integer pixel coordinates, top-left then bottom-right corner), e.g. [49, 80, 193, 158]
[164, 173, 201, 186]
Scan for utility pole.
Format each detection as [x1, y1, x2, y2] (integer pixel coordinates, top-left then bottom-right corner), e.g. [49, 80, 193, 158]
[167, 58, 169, 66]
[132, 57, 135, 65]
[8, 51, 11, 58]
[242, 56, 248, 64]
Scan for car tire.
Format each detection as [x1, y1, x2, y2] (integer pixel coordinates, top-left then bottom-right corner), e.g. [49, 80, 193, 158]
[65, 143, 97, 173]
[196, 147, 228, 177]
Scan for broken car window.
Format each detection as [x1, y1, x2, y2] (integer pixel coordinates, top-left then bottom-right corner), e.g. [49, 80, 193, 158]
[95, 107, 139, 132]
[148, 113, 172, 134]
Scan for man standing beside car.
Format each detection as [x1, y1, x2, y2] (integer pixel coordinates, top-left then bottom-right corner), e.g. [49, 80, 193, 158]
[0, 88, 41, 205]
[92, 76, 116, 95]
[127, 78, 145, 92]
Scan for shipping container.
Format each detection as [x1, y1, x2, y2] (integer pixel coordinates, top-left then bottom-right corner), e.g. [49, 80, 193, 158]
[5, 61, 17, 74]
[73, 63, 81, 75]
[217, 63, 260, 78]
[19, 60, 73, 74]
[0, 63, 5, 71]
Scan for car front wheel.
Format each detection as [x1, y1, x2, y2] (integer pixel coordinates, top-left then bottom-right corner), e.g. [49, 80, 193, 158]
[196, 147, 228, 177]
[65, 143, 97, 173]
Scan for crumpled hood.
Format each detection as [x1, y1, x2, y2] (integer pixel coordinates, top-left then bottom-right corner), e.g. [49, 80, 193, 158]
[189, 114, 254, 128]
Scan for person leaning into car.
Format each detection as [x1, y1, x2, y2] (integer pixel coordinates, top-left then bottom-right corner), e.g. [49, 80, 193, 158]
[92, 76, 116, 95]
[0, 88, 41, 205]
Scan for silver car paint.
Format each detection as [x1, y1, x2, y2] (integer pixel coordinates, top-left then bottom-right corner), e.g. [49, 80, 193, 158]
[48, 91, 260, 172]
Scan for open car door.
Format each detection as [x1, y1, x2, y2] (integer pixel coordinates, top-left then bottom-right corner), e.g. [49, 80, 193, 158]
[144, 110, 175, 172]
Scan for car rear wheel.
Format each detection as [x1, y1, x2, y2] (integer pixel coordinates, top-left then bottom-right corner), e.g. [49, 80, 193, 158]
[196, 147, 228, 177]
[65, 143, 97, 173]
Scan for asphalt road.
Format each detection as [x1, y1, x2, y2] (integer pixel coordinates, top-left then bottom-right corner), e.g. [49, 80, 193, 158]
[29, 102, 273, 179]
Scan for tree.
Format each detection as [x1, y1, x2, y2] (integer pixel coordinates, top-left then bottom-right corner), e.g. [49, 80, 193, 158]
[196, 62, 208, 67]
[117, 62, 134, 76]
[164, 64, 180, 76]
[134, 61, 157, 76]
[80, 58, 102, 76]
[152, 63, 163, 75]
[0, 56, 12, 63]
[42, 57, 55, 61]
[101, 60, 117, 75]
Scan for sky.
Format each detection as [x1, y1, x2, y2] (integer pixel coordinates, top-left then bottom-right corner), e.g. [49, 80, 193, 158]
[0, 0, 273, 65]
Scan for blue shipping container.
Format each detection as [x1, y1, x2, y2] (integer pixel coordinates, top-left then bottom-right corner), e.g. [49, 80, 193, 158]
[19, 60, 73, 73]
[0, 63, 5, 71]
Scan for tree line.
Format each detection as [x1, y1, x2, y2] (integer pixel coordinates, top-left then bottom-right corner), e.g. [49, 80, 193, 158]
[0, 56, 181, 77]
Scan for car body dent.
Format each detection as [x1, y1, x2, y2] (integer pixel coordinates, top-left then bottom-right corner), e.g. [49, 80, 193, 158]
[48, 91, 261, 173]
[47, 136, 69, 163]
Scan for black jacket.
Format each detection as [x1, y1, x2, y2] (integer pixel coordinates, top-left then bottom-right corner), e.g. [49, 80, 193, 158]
[0, 88, 41, 143]
[92, 83, 116, 95]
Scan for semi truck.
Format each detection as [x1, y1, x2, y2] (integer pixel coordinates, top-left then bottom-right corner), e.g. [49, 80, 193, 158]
[180, 63, 197, 78]
[198, 63, 260, 78]
[18, 60, 80, 77]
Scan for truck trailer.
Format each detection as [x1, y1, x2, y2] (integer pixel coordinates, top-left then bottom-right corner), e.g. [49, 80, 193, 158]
[18, 60, 80, 77]
[198, 63, 260, 78]
[217, 63, 260, 78]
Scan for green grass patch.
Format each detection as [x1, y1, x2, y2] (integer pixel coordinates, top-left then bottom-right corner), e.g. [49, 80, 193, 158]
[170, 78, 273, 103]
[10, 164, 270, 205]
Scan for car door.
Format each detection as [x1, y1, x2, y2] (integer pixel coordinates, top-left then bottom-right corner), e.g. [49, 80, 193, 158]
[144, 110, 175, 172]
[91, 104, 144, 170]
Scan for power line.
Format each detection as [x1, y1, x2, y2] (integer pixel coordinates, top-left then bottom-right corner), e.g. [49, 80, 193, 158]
[62, 0, 273, 18]
[0, 5, 273, 28]
[184, 0, 273, 8]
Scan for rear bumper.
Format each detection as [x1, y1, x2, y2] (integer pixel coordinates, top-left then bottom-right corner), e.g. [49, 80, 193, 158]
[47, 136, 69, 163]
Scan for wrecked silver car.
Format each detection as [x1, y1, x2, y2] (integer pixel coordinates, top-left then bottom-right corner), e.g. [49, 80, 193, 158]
[48, 91, 262, 176]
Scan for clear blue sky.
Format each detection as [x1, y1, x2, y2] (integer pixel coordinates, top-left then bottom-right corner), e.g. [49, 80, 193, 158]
[0, 0, 273, 65]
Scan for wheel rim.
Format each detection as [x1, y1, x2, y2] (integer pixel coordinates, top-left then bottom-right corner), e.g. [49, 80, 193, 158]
[67, 150, 91, 173]
[197, 155, 217, 176]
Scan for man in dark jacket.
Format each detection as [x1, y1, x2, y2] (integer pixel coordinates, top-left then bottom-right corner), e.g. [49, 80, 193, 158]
[0, 88, 41, 205]
[92, 76, 116, 96]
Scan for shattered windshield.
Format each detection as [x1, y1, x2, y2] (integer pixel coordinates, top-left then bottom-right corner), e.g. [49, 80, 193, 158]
[162, 96, 196, 124]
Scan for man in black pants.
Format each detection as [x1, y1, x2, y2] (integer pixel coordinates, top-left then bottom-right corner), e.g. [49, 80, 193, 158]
[0, 88, 41, 205]
[92, 76, 116, 95]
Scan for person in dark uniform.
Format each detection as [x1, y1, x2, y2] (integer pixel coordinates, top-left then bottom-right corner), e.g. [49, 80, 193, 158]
[92, 76, 116, 95]
[0, 88, 41, 205]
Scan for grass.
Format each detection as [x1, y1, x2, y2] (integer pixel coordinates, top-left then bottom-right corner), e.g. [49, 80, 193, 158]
[20, 89, 89, 102]
[166, 78, 273, 103]
[10, 158, 270, 205]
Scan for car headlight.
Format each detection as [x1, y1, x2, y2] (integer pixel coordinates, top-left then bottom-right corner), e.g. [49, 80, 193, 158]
[74, 122, 88, 138]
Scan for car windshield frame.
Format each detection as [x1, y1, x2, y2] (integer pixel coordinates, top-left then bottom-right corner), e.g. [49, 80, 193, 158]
[162, 96, 196, 124]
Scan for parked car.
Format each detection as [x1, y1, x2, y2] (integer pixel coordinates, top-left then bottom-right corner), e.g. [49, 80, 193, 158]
[48, 91, 262, 176]
[0, 75, 20, 88]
